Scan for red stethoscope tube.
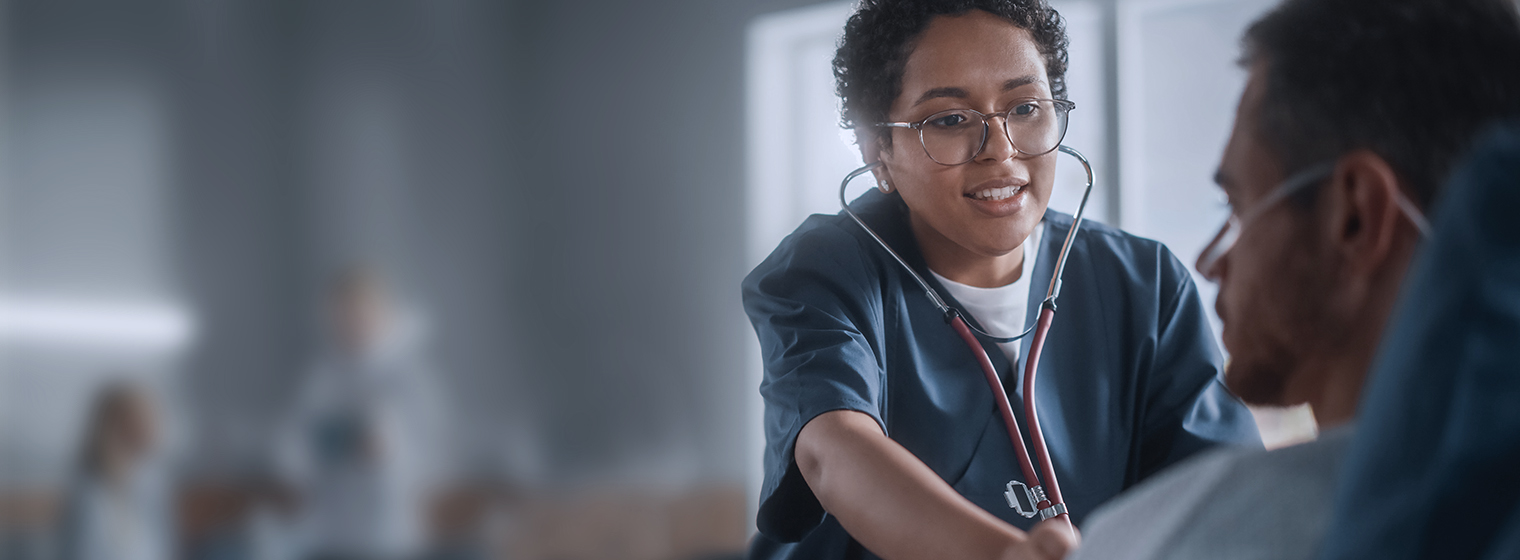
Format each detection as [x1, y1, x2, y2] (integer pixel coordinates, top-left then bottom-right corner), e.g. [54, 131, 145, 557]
[949, 307, 1069, 526]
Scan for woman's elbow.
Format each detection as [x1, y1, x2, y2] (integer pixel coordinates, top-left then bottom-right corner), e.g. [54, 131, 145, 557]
[795, 409, 883, 494]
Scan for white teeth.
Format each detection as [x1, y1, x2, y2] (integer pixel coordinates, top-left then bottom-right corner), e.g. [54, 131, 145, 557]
[972, 186, 1020, 200]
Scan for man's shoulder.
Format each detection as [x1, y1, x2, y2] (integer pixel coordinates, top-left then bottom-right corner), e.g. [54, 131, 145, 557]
[1072, 443, 1249, 559]
[1074, 429, 1354, 560]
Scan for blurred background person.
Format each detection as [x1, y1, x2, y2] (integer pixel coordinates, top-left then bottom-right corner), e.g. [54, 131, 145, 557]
[57, 381, 176, 560]
[275, 267, 450, 560]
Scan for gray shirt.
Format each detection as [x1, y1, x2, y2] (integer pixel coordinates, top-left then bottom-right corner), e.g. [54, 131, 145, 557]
[1070, 426, 1354, 560]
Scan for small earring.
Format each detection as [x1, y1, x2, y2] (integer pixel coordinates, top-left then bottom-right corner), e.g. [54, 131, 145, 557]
[877, 179, 893, 193]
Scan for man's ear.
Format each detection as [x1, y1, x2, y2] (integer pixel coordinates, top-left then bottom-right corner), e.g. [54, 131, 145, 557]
[1324, 150, 1407, 273]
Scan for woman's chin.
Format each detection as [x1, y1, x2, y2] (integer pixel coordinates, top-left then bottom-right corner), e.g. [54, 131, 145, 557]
[968, 223, 1038, 256]
[962, 237, 1031, 259]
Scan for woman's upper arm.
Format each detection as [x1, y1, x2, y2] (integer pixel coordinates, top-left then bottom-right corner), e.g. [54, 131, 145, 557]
[795, 409, 885, 488]
[742, 223, 890, 540]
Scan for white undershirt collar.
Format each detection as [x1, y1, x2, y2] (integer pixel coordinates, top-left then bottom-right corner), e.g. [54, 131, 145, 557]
[928, 221, 1046, 365]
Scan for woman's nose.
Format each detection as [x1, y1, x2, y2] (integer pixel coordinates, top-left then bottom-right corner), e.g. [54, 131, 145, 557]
[976, 117, 1019, 163]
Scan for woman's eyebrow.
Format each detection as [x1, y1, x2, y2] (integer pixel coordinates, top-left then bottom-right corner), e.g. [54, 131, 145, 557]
[911, 76, 1044, 106]
[913, 87, 969, 106]
[1002, 75, 1039, 91]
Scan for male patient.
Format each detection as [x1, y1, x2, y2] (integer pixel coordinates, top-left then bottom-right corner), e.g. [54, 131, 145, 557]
[1069, 0, 1520, 558]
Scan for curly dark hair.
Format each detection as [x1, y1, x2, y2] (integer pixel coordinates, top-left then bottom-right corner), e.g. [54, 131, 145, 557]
[833, 0, 1069, 149]
[1243, 0, 1520, 209]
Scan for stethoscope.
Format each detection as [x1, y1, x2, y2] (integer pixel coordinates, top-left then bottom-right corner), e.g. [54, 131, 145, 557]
[838, 145, 1095, 528]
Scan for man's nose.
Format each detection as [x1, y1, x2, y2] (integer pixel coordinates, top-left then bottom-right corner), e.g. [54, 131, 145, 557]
[1196, 241, 1226, 282]
[1197, 255, 1222, 282]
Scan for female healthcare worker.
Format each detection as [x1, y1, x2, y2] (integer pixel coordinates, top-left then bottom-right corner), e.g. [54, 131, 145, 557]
[742, 1, 1261, 559]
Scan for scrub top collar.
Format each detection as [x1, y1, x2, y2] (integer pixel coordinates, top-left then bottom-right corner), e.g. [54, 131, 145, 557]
[847, 188, 1064, 391]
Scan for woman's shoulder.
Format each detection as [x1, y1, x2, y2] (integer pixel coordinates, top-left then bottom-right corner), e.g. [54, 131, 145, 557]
[745, 209, 887, 289]
[1047, 210, 1195, 290]
[740, 209, 895, 337]
[1048, 211, 1172, 260]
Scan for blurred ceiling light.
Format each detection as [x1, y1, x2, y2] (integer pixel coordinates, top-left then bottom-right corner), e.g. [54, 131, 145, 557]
[0, 297, 194, 351]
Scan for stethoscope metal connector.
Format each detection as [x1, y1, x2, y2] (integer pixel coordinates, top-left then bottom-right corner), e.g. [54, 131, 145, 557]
[1005, 480, 1038, 518]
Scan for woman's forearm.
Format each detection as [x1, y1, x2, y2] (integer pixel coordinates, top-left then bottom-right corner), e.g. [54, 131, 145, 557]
[796, 410, 1076, 560]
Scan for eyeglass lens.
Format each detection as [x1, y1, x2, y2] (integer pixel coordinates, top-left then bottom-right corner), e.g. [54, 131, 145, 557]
[919, 100, 1069, 165]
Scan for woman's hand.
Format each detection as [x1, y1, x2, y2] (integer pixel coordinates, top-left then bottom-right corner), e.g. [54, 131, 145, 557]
[1000, 519, 1080, 560]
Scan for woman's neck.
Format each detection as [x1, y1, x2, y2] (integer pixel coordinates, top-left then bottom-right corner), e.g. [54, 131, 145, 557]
[910, 212, 1025, 288]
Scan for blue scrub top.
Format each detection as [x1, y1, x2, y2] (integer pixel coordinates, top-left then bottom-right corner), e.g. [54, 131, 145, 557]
[743, 190, 1260, 559]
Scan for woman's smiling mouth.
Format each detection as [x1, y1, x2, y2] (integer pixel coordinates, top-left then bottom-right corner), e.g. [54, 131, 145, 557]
[967, 185, 1023, 200]
[961, 181, 1030, 218]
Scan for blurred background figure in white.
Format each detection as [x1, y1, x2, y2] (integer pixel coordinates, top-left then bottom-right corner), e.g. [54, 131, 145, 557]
[276, 266, 450, 560]
[57, 381, 175, 560]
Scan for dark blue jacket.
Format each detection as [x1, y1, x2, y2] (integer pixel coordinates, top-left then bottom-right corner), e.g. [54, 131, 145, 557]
[1318, 123, 1520, 560]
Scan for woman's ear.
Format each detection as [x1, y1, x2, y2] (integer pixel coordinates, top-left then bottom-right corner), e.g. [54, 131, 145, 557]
[858, 128, 883, 164]
[859, 130, 896, 192]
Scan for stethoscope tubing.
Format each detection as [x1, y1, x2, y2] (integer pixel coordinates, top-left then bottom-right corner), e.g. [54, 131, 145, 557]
[838, 145, 1095, 528]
